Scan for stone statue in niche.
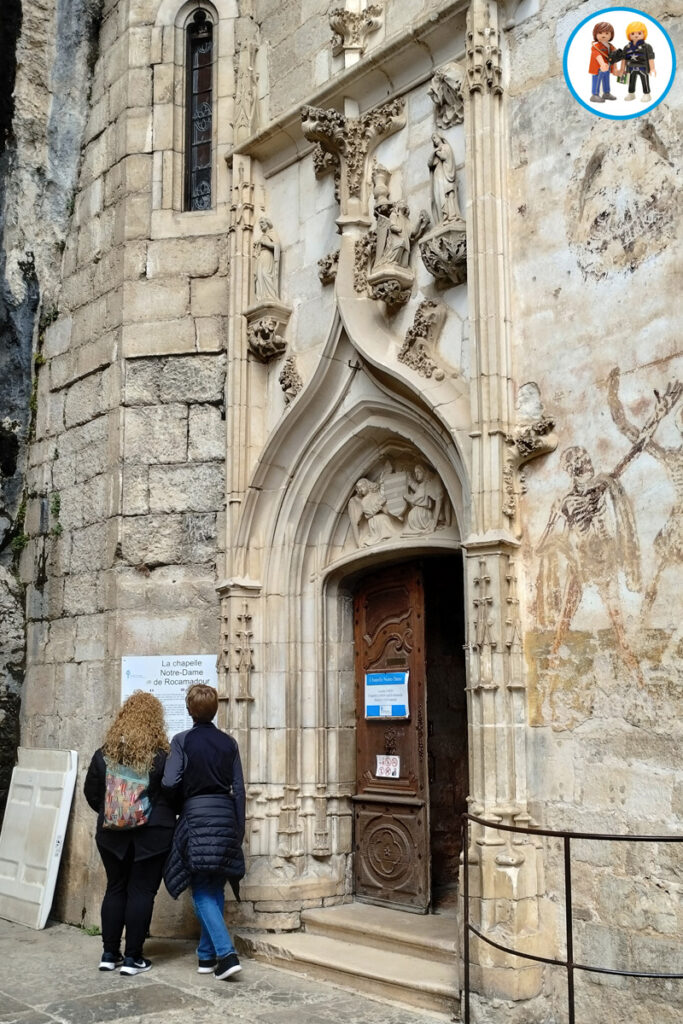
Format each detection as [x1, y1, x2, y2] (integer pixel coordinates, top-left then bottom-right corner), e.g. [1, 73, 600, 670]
[253, 216, 281, 302]
[428, 132, 462, 226]
[373, 201, 412, 271]
[347, 479, 396, 546]
[346, 458, 451, 548]
[366, 196, 430, 309]
[420, 132, 467, 286]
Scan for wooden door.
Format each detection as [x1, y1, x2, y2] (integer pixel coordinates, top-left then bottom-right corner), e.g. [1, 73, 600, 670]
[353, 562, 430, 912]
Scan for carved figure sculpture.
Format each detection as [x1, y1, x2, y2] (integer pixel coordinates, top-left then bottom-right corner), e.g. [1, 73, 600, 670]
[535, 445, 642, 680]
[428, 133, 461, 225]
[253, 216, 281, 302]
[403, 465, 447, 533]
[428, 61, 465, 128]
[374, 201, 412, 271]
[348, 478, 395, 546]
[608, 368, 683, 616]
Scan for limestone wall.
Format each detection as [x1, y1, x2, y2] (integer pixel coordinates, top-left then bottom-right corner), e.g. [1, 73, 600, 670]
[19, 0, 229, 928]
[507, 2, 683, 1020]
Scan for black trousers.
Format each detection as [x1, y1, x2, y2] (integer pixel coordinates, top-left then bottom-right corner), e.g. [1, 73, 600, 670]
[628, 67, 650, 94]
[98, 841, 167, 958]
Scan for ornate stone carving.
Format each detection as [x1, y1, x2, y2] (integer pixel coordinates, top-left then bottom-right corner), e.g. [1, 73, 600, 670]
[367, 201, 429, 309]
[346, 455, 452, 548]
[503, 383, 557, 525]
[246, 313, 287, 361]
[471, 557, 496, 688]
[318, 249, 339, 285]
[428, 61, 465, 128]
[466, 6, 503, 95]
[253, 216, 281, 303]
[234, 41, 259, 143]
[301, 98, 405, 215]
[330, 4, 383, 60]
[397, 300, 446, 380]
[419, 227, 467, 286]
[279, 356, 303, 403]
[235, 602, 255, 700]
[354, 232, 376, 294]
[419, 132, 467, 285]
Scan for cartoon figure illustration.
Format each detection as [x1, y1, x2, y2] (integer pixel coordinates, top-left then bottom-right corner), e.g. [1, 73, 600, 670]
[617, 21, 656, 102]
[588, 21, 617, 103]
[535, 445, 642, 681]
[607, 369, 682, 616]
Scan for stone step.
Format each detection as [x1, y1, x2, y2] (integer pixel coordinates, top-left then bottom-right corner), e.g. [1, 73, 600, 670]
[235, 929, 460, 1016]
[302, 902, 459, 966]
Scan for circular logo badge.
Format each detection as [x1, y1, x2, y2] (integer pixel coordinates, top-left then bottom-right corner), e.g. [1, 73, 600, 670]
[563, 7, 676, 119]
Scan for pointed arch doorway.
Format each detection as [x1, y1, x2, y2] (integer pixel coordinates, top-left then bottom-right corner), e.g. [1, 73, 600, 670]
[352, 554, 467, 913]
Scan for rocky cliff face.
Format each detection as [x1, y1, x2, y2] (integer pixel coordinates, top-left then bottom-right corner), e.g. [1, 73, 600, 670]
[0, 0, 103, 815]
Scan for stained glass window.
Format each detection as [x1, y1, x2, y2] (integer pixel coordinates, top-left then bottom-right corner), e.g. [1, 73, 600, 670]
[185, 10, 213, 211]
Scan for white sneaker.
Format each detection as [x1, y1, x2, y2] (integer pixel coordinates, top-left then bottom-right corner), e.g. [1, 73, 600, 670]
[624, 94, 636, 101]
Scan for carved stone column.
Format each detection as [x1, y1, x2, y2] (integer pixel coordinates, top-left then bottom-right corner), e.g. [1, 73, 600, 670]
[462, 0, 548, 1001]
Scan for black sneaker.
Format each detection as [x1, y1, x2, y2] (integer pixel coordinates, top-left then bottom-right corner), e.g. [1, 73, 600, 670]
[120, 956, 152, 976]
[198, 958, 217, 974]
[99, 952, 124, 971]
[214, 952, 242, 980]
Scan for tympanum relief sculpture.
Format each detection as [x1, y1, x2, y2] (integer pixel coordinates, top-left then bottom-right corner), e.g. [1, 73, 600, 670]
[420, 132, 467, 286]
[246, 215, 292, 362]
[346, 457, 452, 548]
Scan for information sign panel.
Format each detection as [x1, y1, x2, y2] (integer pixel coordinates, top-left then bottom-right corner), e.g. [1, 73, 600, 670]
[364, 671, 409, 719]
[121, 655, 218, 738]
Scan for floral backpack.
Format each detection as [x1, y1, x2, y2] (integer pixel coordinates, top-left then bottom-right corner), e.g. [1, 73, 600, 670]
[102, 757, 151, 829]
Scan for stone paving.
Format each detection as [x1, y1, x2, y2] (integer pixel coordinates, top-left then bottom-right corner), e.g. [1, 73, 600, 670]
[0, 920, 452, 1024]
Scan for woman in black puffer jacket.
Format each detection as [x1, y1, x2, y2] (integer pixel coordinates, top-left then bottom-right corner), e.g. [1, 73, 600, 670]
[162, 683, 246, 981]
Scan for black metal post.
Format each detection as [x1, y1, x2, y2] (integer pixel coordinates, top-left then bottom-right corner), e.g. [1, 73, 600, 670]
[564, 836, 575, 1024]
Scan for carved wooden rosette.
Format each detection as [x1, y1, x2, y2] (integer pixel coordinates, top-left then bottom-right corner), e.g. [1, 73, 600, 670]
[329, 5, 383, 61]
[245, 299, 292, 362]
[301, 98, 405, 221]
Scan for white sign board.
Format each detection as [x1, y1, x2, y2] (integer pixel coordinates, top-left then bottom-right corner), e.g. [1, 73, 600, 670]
[364, 671, 409, 719]
[376, 754, 400, 779]
[121, 655, 218, 738]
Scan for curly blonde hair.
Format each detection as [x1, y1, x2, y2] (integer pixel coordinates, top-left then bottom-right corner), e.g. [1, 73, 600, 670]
[101, 691, 169, 772]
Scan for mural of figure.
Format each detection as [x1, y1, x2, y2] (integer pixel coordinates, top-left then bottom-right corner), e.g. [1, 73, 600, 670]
[428, 132, 461, 225]
[348, 478, 396, 546]
[535, 445, 642, 680]
[403, 465, 445, 533]
[607, 368, 683, 616]
[253, 216, 281, 302]
[374, 201, 412, 270]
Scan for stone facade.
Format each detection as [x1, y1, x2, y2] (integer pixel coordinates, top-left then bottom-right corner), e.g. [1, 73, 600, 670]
[1, 0, 681, 1021]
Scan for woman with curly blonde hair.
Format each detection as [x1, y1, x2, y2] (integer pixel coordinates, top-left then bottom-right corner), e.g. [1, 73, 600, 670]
[84, 691, 176, 976]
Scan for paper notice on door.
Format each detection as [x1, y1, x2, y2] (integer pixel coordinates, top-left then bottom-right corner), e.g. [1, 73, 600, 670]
[375, 754, 400, 778]
[364, 671, 409, 718]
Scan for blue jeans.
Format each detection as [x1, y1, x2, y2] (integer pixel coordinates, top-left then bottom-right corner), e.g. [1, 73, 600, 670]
[191, 876, 236, 960]
[591, 70, 611, 95]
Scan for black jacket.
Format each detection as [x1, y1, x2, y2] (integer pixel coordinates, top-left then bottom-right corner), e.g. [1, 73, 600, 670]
[84, 748, 176, 859]
[162, 723, 246, 899]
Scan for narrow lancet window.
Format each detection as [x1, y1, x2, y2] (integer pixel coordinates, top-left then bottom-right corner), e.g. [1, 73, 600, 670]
[185, 10, 213, 211]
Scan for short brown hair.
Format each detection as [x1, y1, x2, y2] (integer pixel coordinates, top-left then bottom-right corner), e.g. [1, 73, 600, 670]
[186, 684, 218, 723]
[593, 21, 614, 41]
